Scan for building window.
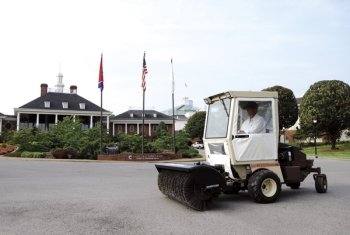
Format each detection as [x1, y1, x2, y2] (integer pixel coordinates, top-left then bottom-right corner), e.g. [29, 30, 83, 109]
[62, 102, 68, 109]
[130, 125, 135, 132]
[153, 125, 157, 131]
[79, 103, 85, 110]
[117, 125, 123, 132]
[44, 101, 50, 108]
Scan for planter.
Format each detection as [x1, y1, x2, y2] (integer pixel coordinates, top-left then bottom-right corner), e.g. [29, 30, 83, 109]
[98, 153, 181, 161]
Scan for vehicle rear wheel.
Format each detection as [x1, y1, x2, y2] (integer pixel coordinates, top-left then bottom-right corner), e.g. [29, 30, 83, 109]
[248, 170, 281, 203]
[315, 174, 327, 193]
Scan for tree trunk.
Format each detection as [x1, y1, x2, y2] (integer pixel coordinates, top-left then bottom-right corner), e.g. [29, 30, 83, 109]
[330, 135, 337, 150]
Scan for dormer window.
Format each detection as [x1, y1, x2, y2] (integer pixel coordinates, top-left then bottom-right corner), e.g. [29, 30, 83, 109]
[153, 113, 157, 118]
[130, 113, 134, 118]
[79, 103, 85, 110]
[62, 102, 68, 109]
[44, 101, 50, 108]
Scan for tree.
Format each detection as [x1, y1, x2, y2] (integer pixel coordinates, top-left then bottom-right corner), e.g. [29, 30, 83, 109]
[48, 116, 111, 158]
[299, 80, 350, 149]
[48, 116, 84, 150]
[263, 85, 298, 130]
[185, 111, 206, 140]
[155, 121, 168, 138]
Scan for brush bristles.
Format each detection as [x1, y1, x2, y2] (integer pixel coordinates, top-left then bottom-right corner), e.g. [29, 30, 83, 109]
[158, 170, 213, 211]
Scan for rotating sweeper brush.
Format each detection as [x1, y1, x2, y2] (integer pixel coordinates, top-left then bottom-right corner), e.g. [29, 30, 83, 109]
[156, 163, 226, 211]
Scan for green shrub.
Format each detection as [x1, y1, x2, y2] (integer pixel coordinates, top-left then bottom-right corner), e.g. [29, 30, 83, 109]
[5, 151, 22, 157]
[51, 148, 77, 159]
[178, 148, 200, 158]
[7, 128, 53, 152]
[21, 151, 46, 158]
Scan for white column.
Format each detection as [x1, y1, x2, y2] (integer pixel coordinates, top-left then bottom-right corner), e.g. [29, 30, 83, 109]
[148, 123, 151, 136]
[0, 118, 2, 134]
[125, 123, 127, 134]
[112, 122, 115, 136]
[55, 114, 58, 124]
[106, 116, 110, 134]
[36, 113, 40, 128]
[137, 123, 140, 134]
[90, 116, 93, 128]
[17, 112, 20, 131]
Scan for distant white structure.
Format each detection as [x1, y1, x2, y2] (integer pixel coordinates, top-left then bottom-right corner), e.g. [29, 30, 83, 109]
[177, 97, 193, 107]
[162, 97, 200, 131]
[54, 71, 65, 93]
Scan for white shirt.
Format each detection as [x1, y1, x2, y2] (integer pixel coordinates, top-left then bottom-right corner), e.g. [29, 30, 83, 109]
[240, 114, 265, 134]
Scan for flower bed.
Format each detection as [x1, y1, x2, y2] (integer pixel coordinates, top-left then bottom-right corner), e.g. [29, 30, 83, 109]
[0, 144, 17, 155]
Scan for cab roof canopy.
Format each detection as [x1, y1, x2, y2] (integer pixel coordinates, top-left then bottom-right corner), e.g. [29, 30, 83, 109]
[204, 91, 278, 104]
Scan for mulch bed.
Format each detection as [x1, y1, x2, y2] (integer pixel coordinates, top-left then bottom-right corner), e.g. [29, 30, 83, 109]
[0, 145, 17, 155]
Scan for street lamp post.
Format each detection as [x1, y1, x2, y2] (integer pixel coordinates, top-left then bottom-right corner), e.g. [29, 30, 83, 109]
[313, 117, 318, 158]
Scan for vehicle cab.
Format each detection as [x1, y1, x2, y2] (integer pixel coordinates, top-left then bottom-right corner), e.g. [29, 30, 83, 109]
[203, 91, 284, 181]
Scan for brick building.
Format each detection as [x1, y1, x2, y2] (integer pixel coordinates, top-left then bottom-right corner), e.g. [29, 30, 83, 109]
[111, 110, 173, 137]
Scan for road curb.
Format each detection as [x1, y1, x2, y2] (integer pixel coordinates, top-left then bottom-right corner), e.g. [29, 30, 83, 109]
[0, 155, 205, 163]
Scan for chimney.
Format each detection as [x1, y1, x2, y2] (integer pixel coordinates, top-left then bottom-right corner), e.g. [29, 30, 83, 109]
[70, 85, 77, 94]
[40, 83, 48, 96]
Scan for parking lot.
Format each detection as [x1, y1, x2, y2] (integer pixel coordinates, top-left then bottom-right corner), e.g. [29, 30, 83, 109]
[0, 157, 349, 235]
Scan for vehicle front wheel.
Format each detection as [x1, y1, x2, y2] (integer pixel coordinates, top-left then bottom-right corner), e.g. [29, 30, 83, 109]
[248, 170, 281, 203]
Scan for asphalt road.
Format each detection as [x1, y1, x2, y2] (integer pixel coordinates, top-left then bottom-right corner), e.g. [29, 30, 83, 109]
[0, 157, 349, 235]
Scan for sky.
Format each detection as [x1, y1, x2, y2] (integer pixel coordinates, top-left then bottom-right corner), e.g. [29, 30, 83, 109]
[1, 0, 349, 116]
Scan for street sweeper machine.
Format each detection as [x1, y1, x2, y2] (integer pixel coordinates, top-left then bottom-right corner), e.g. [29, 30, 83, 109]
[155, 91, 327, 210]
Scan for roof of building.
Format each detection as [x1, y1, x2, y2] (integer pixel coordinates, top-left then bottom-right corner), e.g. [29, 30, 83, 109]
[18, 92, 108, 112]
[112, 110, 172, 120]
[163, 104, 199, 116]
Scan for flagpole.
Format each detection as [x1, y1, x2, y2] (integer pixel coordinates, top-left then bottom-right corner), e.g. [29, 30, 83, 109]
[100, 89, 103, 153]
[171, 58, 176, 154]
[142, 91, 145, 155]
[98, 53, 104, 154]
[141, 52, 148, 155]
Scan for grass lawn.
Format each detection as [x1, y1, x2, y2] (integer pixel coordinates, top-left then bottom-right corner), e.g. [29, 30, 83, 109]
[301, 142, 350, 159]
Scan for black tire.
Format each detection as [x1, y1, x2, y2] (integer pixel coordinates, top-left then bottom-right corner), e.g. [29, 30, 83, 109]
[248, 170, 281, 203]
[315, 174, 327, 193]
[287, 182, 300, 189]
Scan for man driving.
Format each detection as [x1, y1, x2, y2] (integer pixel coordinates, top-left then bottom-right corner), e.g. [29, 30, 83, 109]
[239, 101, 265, 134]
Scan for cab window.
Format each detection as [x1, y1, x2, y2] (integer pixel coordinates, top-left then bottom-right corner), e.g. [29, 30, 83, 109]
[236, 100, 273, 134]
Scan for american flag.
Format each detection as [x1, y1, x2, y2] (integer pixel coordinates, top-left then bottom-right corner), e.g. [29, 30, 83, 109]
[141, 52, 148, 92]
